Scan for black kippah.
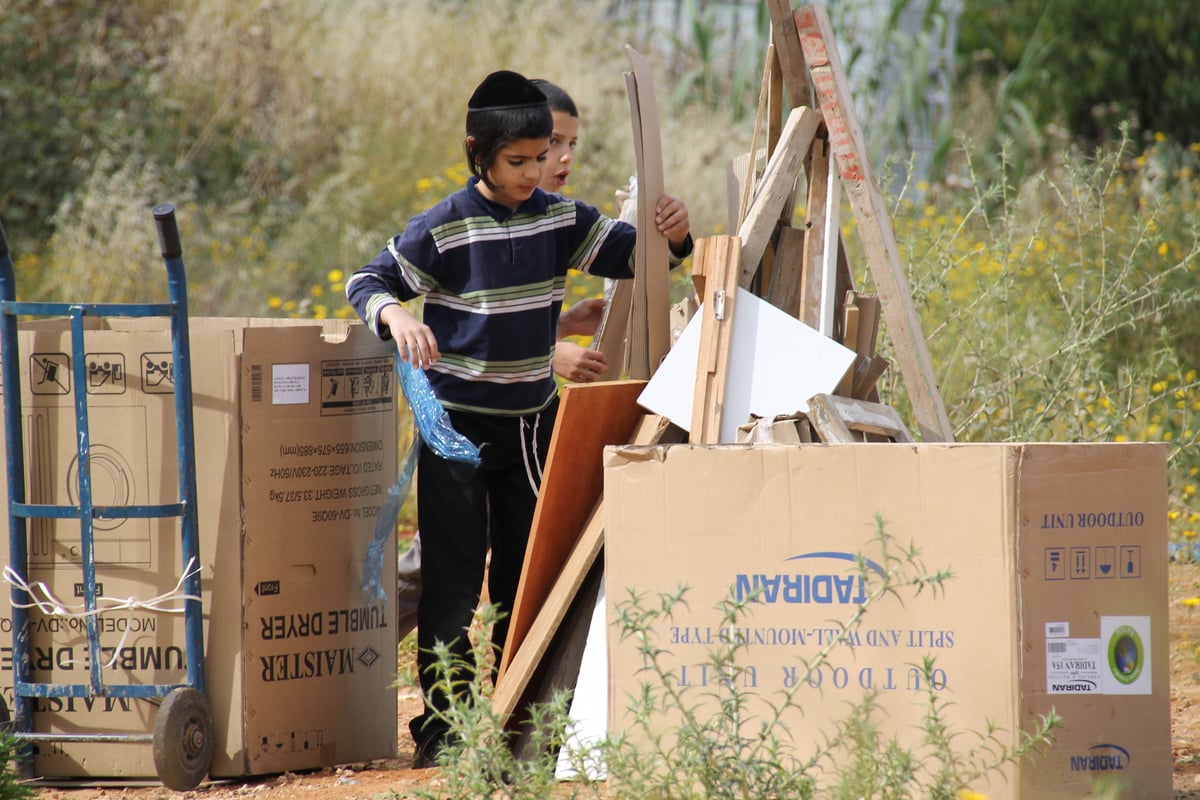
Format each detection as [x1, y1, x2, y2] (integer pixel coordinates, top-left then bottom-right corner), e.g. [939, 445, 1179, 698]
[467, 70, 548, 112]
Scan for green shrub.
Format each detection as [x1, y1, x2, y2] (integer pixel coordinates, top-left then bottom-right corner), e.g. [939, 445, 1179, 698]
[410, 519, 1059, 800]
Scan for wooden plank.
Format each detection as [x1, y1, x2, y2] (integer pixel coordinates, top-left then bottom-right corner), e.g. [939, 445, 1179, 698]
[799, 133, 830, 329]
[764, 224, 806, 317]
[767, 0, 812, 108]
[625, 46, 672, 377]
[493, 414, 672, 726]
[851, 353, 890, 400]
[835, 300, 860, 395]
[498, 380, 648, 677]
[808, 392, 913, 443]
[795, 4, 952, 442]
[736, 106, 821, 289]
[726, 151, 755, 234]
[739, 43, 775, 229]
[767, 43, 784, 158]
[494, 502, 605, 721]
[853, 293, 881, 357]
[508, 558, 603, 762]
[689, 236, 741, 444]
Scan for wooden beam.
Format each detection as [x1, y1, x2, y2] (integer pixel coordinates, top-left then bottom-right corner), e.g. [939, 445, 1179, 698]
[795, 4, 953, 442]
[689, 236, 741, 444]
[767, 0, 813, 108]
[736, 106, 821, 289]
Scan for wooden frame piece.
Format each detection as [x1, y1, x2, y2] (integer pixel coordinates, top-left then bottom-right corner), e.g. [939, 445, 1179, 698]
[808, 392, 913, 443]
[689, 236, 741, 444]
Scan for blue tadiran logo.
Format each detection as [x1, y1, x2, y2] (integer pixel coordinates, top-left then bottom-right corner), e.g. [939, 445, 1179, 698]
[735, 551, 886, 604]
[1069, 744, 1130, 772]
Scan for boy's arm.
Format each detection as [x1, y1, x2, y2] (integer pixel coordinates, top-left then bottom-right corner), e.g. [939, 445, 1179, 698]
[378, 303, 440, 368]
[557, 297, 605, 338]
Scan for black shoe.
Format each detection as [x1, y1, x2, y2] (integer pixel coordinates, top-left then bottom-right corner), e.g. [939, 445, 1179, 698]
[411, 735, 445, 770]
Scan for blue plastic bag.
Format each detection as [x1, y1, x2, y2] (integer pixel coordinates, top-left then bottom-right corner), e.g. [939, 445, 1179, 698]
[361, 350, 480, 602]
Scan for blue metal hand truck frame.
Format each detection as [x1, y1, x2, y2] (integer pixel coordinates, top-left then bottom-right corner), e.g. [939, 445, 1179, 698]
[0, 204, 213, 790]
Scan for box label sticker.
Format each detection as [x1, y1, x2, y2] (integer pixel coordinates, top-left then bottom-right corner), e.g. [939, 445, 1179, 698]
[1045, 621, 1069, 638]
[320, 357, 393, 416]
[1046, 638, 1101, 694]
[1101, 615, 1152, 694]
[272, 363, 310, 405]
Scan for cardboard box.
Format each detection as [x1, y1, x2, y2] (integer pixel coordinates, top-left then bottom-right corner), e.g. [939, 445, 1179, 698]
[603, 443, 1169, 799]
[0, 317, 399, 778]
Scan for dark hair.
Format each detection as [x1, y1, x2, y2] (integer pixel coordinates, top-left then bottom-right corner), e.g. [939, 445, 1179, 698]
[464, 105, 553, 189]
[531, 79, 579, 117]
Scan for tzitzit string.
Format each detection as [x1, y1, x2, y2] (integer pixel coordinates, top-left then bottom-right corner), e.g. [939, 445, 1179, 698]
[2, 558, 202, 669]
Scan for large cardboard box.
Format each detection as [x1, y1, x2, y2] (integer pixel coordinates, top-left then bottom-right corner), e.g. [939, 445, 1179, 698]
[604, 443, 1169, 799]
[0, 317, 398, 778]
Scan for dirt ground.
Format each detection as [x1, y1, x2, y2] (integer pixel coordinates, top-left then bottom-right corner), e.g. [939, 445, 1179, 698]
[24, 559, 1200, 800]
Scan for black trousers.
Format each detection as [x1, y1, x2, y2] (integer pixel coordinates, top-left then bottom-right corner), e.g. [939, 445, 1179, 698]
[409, 397, 558, 748]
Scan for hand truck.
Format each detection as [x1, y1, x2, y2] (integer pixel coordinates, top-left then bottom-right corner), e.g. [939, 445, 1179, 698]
[0, 204, 212, 790]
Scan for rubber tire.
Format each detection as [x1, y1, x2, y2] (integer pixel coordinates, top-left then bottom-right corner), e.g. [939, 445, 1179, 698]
[152, 687, 213, 791]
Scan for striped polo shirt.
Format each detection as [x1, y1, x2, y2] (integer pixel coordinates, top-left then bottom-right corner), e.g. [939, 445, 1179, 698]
[346, 178, 644, 415]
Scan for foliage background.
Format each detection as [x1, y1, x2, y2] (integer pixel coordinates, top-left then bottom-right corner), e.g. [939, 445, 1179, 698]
[1, 0, 1199, 543]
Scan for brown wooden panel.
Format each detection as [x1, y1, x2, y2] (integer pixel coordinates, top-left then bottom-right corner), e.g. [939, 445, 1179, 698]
[497, 380, 647, 676]
[493, 415, 672, 727]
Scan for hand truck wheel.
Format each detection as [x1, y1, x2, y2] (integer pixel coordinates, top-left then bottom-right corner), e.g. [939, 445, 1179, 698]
[152, 687, 213, 791]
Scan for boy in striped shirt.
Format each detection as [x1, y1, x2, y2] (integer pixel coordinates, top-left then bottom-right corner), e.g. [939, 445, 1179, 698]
[345, 69, 692, 768]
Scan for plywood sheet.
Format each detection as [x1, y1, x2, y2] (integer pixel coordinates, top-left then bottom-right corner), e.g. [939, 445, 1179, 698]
[498, 380, 647, 676]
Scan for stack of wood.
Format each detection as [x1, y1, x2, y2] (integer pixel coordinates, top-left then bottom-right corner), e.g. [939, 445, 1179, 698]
[677, 1, 954, 447]
[491, 1, 956, 761]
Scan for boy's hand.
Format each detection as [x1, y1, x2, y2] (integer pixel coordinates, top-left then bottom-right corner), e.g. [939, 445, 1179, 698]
[557, 297, 606, 338]
[554, 340, 609, 383]
[655, 194, 691, 254]
[380, 303, 440, 368]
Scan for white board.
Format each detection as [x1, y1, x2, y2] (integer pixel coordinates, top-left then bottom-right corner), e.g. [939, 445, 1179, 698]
[638, 287, 856, 443]
[555, 576, 608, 781]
